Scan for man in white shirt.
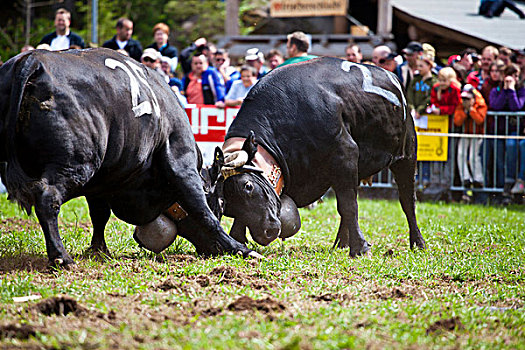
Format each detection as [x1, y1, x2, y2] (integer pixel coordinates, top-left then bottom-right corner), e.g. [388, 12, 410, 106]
[216, 66, 258, 107]
[39, 8, 85, 51]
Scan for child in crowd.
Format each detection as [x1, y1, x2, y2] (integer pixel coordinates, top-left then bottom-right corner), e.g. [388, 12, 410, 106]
[454, 84, 487, 198]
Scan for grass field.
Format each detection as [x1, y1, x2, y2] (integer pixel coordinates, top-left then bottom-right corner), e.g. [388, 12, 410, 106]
[0, 193, 524, 349]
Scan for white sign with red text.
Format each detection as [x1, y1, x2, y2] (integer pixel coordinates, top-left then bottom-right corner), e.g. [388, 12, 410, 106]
[185, 105, 240, 165]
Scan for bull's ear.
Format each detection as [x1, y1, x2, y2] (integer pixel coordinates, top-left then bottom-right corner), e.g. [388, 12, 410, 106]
[242, 130, 258, 163]
[209, 147, 224, 183]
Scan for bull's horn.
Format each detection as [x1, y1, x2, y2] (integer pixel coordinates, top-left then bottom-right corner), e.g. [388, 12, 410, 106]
[223, 150, 248, 168]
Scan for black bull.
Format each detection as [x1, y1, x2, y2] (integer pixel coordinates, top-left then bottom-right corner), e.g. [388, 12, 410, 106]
[217, 57, 426, 256]
[0, 48, 252, 265]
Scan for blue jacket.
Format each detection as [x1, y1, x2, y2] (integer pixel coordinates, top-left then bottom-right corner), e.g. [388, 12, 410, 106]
[39, 31, 85, 48]
[182, 67, 226, 104]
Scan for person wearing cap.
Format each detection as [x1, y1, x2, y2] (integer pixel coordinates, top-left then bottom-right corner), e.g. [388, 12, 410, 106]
[141, 48, 161, 70]
[399, 41, 424, 88]
[467, 46, 499, 90]
[245, 48, 269, 79]
[102, 18, 143, 62]
[279, 31, 317, 67]
[147, 23, 178, 72]
[378, 52, 399, 73]
[182, 54, 226, 105]
[454, 84, 487, 194]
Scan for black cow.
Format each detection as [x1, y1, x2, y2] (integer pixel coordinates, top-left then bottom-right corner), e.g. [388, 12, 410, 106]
[216, 57, 426, 257]
[0, 48, 253, 266]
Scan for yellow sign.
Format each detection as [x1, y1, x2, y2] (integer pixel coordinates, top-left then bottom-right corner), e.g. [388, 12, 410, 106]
[415, 114, 449, 161]
[270, 0, 348, 17]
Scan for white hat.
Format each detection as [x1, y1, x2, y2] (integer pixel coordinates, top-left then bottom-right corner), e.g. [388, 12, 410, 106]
[245, 47, 264, 61]
[141, 48, 160, 61]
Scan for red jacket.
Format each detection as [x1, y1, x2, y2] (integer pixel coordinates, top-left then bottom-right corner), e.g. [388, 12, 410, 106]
[453, 89, 487, 134]
[430, 83, 461, 115]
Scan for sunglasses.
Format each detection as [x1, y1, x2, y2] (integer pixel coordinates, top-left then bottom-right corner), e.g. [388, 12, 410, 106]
[215, 58, 225, 62]
[143, 57, 156, 63]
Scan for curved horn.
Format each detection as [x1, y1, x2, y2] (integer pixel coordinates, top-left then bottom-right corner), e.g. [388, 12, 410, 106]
[223, 150, 248, 168]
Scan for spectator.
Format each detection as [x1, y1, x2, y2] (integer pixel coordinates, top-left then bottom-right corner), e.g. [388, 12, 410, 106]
[467, 46, 499, 90]
[147, 23, 178, 72]
[345, 43, 362, 63]
[378, 52, 399, 73]
[489, 63, 525, 200]
[454, 84, 487, 192]
[481, 59, 505, 106]
[102, 18, 143, 62]
[36, 44, 51, 50]
[39, 8, 84, 50]
[498, 46, 513, 65]
[431, 67, 461, 115]
[214, 49, 240, 92]
[179, 37, 209, 75]
[21, 45, 34, 53]
[280, 31, 317, 67]
[245, 48, 269, 79]
[371, 45, 392, 66]
[141, 48, 160, 70]
[182, 54, 225, 105]
[399, 41, 424, 88]
[479, 0, 525, 18]
[481, 60, 505, 189]
[516, 48, 525, 83]
[217, 65, 257, 107]
[267, 49, 284, 69]
[406, 53, 438, 186]
[456, 48, 478, 73]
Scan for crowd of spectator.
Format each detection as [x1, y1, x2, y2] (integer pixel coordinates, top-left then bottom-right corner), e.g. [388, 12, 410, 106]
[1, 7, 525, 205]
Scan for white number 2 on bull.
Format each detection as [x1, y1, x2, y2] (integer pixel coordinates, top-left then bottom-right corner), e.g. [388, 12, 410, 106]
[105, 58, 161, 118]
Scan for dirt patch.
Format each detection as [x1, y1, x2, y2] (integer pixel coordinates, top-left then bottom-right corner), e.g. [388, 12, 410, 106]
[0, 218, 40, 233]
[227, 296, 286, 314]
[310, 293, 350, 302]
[32, 295, 88, 316]
[426, 317, 464, 334]
[205, 266, 275, 290]
[370, 287, 408, 300]
[0, 255, 49, 273]
[0, 323, 40, 340]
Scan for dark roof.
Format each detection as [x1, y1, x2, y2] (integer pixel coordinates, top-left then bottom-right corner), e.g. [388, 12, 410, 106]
[392, 0, 525, 49]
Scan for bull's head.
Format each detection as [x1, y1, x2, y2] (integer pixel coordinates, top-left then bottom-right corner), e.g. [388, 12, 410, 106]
[215, 132, 282, 246]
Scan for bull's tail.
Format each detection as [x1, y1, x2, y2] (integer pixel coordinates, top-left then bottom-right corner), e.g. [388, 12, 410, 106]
[4, 53, 43, 215]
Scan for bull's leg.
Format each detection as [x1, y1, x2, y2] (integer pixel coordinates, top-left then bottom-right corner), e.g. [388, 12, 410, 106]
[230, 220, 248, 244]
[390, 159, 426, 250]
[86, 196, 111, 255]
[331, 136, 371, 257]
[34, 186, 74, 266]
[161, 143, 254, 257]
[333, 186, 371, 256]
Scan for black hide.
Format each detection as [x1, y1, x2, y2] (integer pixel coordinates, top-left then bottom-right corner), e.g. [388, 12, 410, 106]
[0, 48, 250, 265]
[222, 57, 426, 256]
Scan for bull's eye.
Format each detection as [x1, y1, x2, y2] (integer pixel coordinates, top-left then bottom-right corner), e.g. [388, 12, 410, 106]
[244, 181, 254, 194]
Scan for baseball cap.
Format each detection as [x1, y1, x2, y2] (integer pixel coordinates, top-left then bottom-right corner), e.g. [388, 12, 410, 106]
[402, 41, 423, 54]
[245, 48, 264, 61]
[141, 48, 160, 61]
[461, 84, 475, 98]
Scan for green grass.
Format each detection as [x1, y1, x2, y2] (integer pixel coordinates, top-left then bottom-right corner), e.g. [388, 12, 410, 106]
[0, 193, 524, 349]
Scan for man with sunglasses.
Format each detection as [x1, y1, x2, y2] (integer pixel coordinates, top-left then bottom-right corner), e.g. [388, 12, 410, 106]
[141, 48, 161, 70]
[214, 49, 240, 93]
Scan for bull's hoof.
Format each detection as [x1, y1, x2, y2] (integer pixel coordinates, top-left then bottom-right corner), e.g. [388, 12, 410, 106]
[85, 246, 112, 260]
[246, 250, 265, 260]
[410, 239, 426, 250]
[48, 256, 75, 269]
[349, 242, 372, 258]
